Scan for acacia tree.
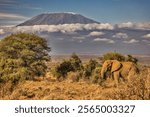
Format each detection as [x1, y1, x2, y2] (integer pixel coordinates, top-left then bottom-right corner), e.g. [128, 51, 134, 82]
[0, 33, 51, 83]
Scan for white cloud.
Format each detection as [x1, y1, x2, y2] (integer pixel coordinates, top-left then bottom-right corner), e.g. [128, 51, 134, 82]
[12, 23, 114, 33]
[123, 39, 139, 44]
[0, 12, 27, 20]
[113, 32, 128, 39]
[117, 22, 150, 30]
[0, 29, 5, 35]
[93, 38, 115, 43]
[90, 23, 114, 30]
[136, 22, 150, 30]
[117, 22, 134, 28]
[142, 34, 150, 38]
[88, 31, 105, 37]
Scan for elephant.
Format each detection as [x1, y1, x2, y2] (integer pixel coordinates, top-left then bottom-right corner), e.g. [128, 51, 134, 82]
[101, 60, 139, 87]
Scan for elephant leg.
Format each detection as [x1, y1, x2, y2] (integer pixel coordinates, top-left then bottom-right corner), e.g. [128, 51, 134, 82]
[113, 72, 120, 87]
[110, 73, 114, 80]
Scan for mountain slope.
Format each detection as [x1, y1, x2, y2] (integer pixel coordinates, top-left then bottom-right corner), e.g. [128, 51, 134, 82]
[18, 13, 99, 26]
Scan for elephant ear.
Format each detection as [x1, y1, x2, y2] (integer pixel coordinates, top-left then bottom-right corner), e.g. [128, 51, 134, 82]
[111, 60, 121, 73]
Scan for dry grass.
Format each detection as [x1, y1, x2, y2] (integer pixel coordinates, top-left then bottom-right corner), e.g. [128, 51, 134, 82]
[0, 80, 104, 100]
[0, 65, 150, 100]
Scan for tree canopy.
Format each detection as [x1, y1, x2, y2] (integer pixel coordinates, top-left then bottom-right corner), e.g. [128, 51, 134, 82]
[0, 33, 51, 83]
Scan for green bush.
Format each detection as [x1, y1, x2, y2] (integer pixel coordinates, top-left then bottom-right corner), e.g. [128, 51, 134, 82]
[55, 60, 74, 78]
[83, 59, 99, 78]
[100, 52, 138, 64]
[69, 53, 83, 71]
[101, 52, 125, 62]
[54, 53, 83, 80]
[0, 33, 50, 83]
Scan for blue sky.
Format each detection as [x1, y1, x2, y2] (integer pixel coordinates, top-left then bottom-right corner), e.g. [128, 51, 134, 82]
[0, 0, 150, 25]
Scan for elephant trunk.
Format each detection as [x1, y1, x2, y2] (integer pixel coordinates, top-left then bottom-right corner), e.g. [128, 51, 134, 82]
[101, 67, 107, 80]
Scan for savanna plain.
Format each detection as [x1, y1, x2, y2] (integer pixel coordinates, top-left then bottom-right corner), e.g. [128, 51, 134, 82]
[0, 55, 150, 100]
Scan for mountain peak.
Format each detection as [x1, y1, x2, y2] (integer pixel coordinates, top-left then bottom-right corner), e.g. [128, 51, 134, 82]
[18, 12, 99, 26]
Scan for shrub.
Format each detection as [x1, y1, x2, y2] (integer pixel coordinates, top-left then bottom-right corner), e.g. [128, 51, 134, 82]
[0, 33, 50, 83]
[101, 52, 138, 64]
[69, 53, 83, 71]
[55, 60, 74, 78]
[83, 59, 99, 78]
[101, 52, 125, 62]
[91, 66, 101, 84]
[53, 53, 83, 80]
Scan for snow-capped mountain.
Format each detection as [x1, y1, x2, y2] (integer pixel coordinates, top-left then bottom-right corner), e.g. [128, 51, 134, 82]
[18, 13, 99, 26]
[1, 13, 150, 55]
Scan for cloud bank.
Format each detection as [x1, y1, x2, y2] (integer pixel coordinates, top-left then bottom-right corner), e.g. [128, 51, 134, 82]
[117, 22, 134, 28]
[13, 23, 114, 33]
[117, 22, 150, 30]
[1, 21, 150, 35]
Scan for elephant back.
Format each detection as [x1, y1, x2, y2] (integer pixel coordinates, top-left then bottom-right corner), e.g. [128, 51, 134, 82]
[122, 62, 139, 74]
